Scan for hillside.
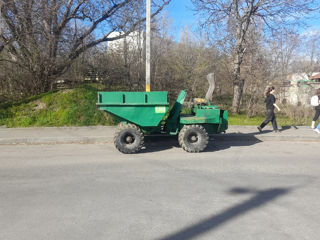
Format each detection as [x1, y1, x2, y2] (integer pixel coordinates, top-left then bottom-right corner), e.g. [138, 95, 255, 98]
[0, 84, 117, 127]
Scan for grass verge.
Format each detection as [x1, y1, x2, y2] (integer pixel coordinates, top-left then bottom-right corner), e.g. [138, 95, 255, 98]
[0, 84, 118, 127]
[229, 112, 311, 126]
[0, 86, 312, 127]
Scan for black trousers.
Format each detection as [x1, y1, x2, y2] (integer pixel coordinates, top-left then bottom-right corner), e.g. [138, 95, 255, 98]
[313, 106, 320, 121]
[260, 108, 278, 130]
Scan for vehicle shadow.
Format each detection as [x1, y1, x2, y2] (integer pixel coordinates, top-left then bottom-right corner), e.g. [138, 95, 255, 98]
[205, 132, 262, 152]
[141, 133, 262, 153]
[156, 187, 291, 240]
[141, 135, 179, 153]
[205, 139, 261, 153]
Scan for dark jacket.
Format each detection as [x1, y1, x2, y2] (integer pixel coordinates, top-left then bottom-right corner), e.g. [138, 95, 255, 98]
[265, 94, 276, 110]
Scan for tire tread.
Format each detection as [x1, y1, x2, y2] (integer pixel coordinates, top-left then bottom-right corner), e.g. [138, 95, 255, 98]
[178, 124, 209, 153]
[114, 123, 144, 154]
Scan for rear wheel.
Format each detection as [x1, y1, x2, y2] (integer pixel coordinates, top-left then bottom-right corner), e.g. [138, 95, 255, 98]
[178, 125, 209, 153]
[114, 123, 144, 154]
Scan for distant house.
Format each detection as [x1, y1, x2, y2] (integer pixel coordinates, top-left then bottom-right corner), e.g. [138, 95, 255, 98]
[107, 31, 144, 52]
[280, 73, 320, 106]
[310, 73, 320, 83]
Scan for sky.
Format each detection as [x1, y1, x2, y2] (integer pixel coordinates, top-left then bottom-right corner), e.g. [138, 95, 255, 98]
[165, 0, 196, 40]
[165, 0, 320, 40]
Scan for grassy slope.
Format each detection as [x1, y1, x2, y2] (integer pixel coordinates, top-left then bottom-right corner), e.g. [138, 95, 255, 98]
[0, 84, 117, 127]
[0, 84, 309, 127]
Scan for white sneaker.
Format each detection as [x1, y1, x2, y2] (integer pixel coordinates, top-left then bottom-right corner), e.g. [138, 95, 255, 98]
[314, 128, 320, 134]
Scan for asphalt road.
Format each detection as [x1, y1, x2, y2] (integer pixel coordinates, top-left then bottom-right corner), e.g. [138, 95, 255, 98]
[1, 138, 319, 240]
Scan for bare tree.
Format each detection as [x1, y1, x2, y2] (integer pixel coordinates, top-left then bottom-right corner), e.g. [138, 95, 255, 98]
[291, 32, 320, 75]
[0, 0, 170, 95]
[242, 24, 270, 117]
[192, 0, 319, 113]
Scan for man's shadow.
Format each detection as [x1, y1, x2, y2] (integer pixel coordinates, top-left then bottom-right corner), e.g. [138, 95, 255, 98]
[157, 187, 291, 240]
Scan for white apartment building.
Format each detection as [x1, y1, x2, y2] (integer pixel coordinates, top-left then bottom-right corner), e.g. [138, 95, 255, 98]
[107, 31, 144, 52]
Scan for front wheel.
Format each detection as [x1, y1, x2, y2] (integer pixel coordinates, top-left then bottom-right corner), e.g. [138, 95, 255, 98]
[114, 123, 144, 154]
[178, 125, 209, 153]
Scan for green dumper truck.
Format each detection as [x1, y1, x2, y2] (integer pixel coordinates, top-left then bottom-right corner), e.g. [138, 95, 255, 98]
[97, 90, 228, 153]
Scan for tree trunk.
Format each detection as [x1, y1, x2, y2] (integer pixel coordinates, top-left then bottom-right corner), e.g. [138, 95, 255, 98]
[232, 78, 245, 113]
[231, 48, 245, 114]
[231, 22, 246, 114]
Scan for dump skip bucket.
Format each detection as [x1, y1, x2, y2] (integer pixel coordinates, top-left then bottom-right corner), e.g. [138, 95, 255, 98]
[97, 91, 169, 127]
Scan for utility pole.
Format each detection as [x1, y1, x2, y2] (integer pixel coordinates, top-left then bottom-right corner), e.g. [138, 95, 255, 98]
[145, 0, 151, 92]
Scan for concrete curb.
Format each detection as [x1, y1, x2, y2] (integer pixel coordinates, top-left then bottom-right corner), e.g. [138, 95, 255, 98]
[0, 136, 113, 145]
[0, 126, 319, 145]
[212, 133, 320, 142]
[0, 126, 115, 145]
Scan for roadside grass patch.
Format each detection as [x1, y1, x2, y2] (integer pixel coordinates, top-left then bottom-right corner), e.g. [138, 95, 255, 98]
[0, 84, 118, 127]
[229, 112, 308, 126]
